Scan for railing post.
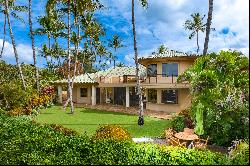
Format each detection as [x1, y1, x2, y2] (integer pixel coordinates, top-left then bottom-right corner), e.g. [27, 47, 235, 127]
[156, 74, 157, 83]
[172, 74, 173, 83]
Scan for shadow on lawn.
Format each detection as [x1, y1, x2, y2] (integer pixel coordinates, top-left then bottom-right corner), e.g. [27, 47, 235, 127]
[79, 109, 136, 117]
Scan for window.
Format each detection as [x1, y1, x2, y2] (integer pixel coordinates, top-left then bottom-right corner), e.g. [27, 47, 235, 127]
[148, 89, 157, 103]
[80, 88, 88, 97]
[161, 89, 178, 104]
[147, 64, 157, 77]
[162, 63, 178, 77]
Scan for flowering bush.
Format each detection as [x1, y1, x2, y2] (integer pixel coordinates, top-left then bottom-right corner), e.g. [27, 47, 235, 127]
[92, 124, 132, 141]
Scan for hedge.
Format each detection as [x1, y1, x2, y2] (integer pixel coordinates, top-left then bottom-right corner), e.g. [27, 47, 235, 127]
[0, 114, 247, 165]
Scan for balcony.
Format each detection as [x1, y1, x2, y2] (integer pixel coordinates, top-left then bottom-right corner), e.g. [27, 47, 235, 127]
[146, 74, 178, 84]
[99, 75, 145, 84]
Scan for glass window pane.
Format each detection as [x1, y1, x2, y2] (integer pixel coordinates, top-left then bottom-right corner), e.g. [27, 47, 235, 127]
[161, 89, 178, 104]
[162, 63, 178, 77]
[148, 89, 157, 103]
[80, 88, 88, 97]
[147, 64, 157, 77]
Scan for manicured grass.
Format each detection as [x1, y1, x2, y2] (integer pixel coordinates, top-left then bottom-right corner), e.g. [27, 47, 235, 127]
[34, 106, 171, 138]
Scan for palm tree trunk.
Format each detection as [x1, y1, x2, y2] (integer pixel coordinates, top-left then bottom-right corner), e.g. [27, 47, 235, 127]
[0, 15, 7, 58]
[5, 0, 26, 89]
[203, 0, 213, 55]
[71, 21, 80, 89]
[196, 31, 199, 54]
[28, 0, 40, 91]
[63, 0, 74, 114]
[132, 0, 144, 126]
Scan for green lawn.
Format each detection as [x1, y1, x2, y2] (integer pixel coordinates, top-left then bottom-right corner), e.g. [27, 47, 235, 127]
[34, 106, 171, 138]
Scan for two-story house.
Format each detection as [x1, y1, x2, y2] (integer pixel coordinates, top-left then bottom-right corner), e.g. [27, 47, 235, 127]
[139, 50, 198, 113]
[53, 50, 198, 113]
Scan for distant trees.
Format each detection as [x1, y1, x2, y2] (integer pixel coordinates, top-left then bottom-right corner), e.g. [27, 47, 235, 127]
[152, 44, 168, 55]
[184, 13, 206, 54]
[108, 35, 124, 68]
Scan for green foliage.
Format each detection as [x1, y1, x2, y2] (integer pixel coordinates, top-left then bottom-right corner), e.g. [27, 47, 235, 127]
[178, 51, 249, 146]
[0, 61, 61, 113]
[50, 124, 78, 136]
[229, 140, 249, 165]
[92, 124, 132, 141]
[171, 114, 185, 132]
[0, 114, 237, 165]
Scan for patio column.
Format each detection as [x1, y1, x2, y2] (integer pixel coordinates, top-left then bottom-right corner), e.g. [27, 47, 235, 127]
[126, 87, 130, 108]
[92, 85, 96, 106]
[105, 88, 108, 103]
[157, 89, 161, 104]
[57, 85, 62, 104]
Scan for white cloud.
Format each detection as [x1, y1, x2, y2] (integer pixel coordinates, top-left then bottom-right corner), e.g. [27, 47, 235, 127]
[102, 0, 249, 58]
[0, 39, 34, 64]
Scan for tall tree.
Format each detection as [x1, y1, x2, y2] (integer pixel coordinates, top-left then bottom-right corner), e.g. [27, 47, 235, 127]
[108, 35, 124, 68]
[4, 0, 27, 89]
[184, 13, 206, 54]
[131, 0, 148, 126]
[28, 0, 39, 91]
[203, 0, 214, 55]
[0, 1, 6, 58]
[46, 0, 103, 114]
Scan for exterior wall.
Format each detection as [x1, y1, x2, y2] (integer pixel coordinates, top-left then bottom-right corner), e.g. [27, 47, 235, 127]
[72, 85, 92, 104]
[145, 61, 193, 84]
[146, 88, 191, 113]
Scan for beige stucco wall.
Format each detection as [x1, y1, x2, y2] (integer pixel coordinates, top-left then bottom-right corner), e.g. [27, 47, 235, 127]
[146, 88, 191, 113]
[72, 85, 92, 104]
[145, 61, 193, 84]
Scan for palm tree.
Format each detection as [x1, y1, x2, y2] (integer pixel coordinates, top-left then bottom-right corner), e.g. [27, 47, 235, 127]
[131, 0, 148, 126]
[0, 1, 6, 58]
[28, 0, 39, 91]
[108, 35, 124, 68]
[35, 14, 56, 65]
[184, 13, 206, 54]
[152, 44, 168, 55]
[4, 0, 27, 89]
[203, 0, 214, 55]
[46, 0, 101, 114]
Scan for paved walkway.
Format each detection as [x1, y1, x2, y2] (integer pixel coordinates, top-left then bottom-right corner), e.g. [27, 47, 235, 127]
[75, 103, 173, 120]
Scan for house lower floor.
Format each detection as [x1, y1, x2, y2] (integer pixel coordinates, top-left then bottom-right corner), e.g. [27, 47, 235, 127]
[57, 84, 191, 113]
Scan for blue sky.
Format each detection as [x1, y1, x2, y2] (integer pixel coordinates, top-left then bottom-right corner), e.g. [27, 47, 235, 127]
[0, 0, 249, 68]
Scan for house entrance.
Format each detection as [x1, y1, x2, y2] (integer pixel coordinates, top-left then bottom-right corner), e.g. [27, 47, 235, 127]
[96, 88, 100, 104]
[129, 87, 139, 107]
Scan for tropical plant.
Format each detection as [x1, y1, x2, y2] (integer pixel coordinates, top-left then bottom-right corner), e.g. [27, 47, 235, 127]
[203, 0, 214, 55]
[131, 0, 148, 125]
[108, 35, 124, 68]
[3, 0, 28, 89]
[178, 51, 249, 146]
[184, 13, 206, 54]
[152, 44, 168, 55]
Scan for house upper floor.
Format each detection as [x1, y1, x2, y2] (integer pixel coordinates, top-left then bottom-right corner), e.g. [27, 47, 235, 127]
[138, 50, 199, 84]
[52, 50, 199, 87]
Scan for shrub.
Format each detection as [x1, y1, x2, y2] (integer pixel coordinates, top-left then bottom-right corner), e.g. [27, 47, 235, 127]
[171, 114, 185, 132]
[92, 124, 132, 141]
[1, 115, 248, 165]
[228, 140, 249, 165]
[178, 51, 249, 146]
[50, 124, 78, 136]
